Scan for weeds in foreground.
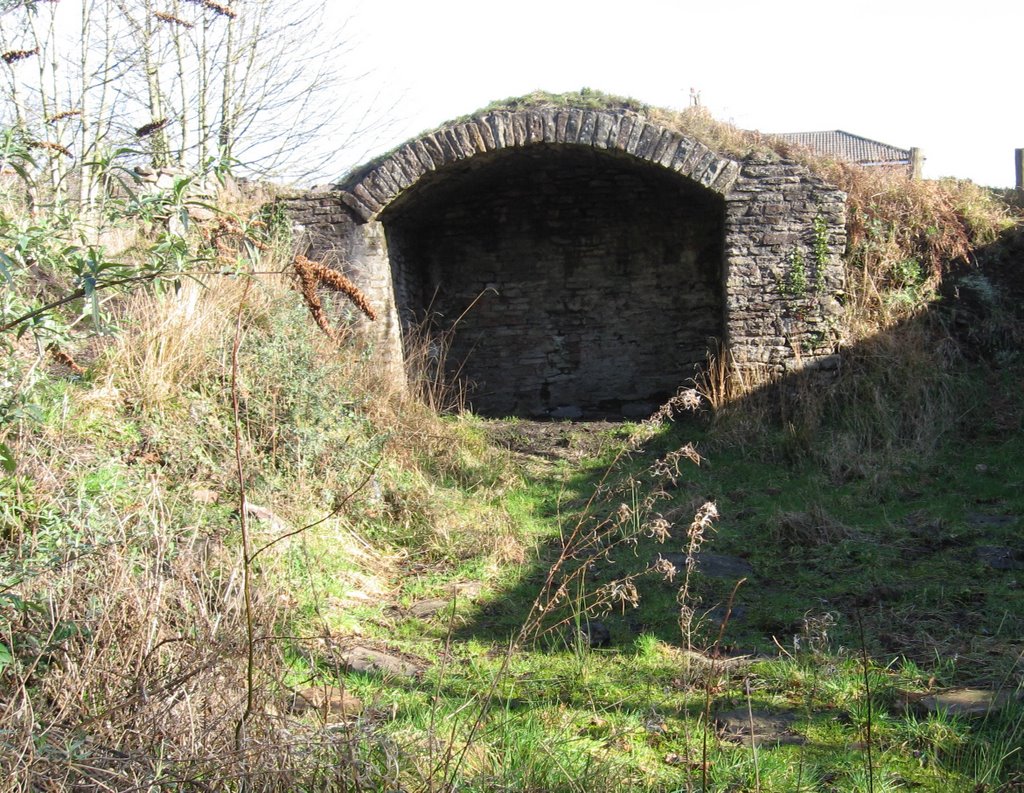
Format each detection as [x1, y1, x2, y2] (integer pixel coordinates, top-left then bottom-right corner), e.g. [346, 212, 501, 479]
[516, 387, 707, 647]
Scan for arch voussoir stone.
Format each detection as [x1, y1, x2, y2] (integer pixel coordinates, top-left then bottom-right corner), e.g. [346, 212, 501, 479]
[420, 134, 445, 168]
[592, 111, 617, 149]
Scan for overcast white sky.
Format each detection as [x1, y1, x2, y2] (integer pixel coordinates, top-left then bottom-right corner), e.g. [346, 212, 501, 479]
[337, 0, 1022, 187]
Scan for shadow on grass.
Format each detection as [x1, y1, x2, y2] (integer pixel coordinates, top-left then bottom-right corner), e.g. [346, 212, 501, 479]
[451, 238, 1024, 676]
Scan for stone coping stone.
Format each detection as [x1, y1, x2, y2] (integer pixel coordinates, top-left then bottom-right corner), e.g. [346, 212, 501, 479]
[408, 582, 486, 619]
[288, 685, 363, 722]
[408, 598, 453, 619]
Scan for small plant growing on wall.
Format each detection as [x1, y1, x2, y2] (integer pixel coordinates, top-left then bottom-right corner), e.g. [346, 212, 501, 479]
[784, 249, 809, 297]
[780, 215, 834, 300]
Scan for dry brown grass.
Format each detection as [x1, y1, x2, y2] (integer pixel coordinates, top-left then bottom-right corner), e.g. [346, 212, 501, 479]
[691, 345, 780, 416]
[0, 461, 341, 791]
[0, 275, 414, 790]
[108, 276, 267, 410]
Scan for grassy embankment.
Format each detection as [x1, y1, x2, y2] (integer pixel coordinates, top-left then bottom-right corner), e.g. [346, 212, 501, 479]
[2, 96, 1023, 790]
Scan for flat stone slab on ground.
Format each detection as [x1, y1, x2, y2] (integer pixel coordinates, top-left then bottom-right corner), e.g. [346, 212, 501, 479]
[408, 598, 452, 619]
[658, 552, 753, 580]
[447, 581, 484, 600]
[337, 645, 426, 679]
[715, 708, 805, 747]
[408, 582, 485, 619]
[289, 685, 362, 721]
[975, 545, 1024, 570]
[966, 512, 1018, 529]
[919, 687, 1018, 717]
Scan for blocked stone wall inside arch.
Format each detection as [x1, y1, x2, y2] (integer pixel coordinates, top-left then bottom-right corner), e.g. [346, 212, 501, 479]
[282, 106, 848, 419]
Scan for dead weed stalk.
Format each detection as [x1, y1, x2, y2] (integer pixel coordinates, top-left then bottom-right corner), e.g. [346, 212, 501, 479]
[517, 387, 707, 645]
[293, 253, 376, 340]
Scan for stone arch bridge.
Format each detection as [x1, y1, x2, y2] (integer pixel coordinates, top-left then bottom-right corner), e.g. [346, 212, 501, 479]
[284, 102, 846, 418]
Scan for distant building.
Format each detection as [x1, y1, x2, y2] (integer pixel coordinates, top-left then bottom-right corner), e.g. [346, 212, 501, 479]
[773, 130, 923, 179]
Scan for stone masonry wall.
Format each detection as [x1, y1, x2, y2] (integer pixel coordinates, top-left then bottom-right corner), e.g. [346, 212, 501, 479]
[278, 191, 405, 380]
[723, 155, 847, 373]
[280, 106, 848, 416]
[385, 146, 724, 416]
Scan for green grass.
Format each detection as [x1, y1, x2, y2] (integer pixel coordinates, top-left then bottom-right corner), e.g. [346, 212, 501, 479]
[276, 363, 1023, 791]
[4, 267, 1023, 791]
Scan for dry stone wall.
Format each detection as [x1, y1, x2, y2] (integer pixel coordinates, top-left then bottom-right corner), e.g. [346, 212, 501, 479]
[282, 106, 847, 417]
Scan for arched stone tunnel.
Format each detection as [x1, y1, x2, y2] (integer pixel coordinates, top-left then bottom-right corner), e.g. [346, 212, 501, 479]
[383, 145, 725, 416]
[284, 104, 848, 418]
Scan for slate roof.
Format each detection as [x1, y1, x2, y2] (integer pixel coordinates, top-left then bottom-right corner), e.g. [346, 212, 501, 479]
[772, 130, 912, 166]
